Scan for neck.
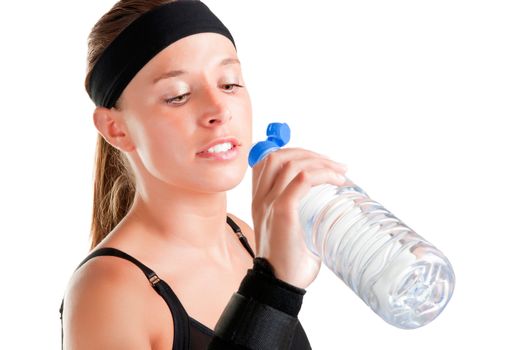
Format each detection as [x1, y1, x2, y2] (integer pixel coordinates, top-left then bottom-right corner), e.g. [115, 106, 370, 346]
[123, 179, 234, 262]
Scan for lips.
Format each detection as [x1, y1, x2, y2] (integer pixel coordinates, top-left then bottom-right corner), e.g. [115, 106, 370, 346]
[196, 137, 241, 154]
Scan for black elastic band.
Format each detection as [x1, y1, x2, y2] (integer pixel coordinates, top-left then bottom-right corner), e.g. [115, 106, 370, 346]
[239, 258, 306, 317]
[211, 257, 307, 349]
[88, 0, 236, 108]
[213, 293, 299, 350]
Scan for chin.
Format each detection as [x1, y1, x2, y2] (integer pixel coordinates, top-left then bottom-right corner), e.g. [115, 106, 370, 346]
[195, 164, 247, 193]
[195, 177, 243, 193]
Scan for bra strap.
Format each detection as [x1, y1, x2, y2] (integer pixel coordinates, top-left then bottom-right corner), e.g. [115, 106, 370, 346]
[227, 216, 255, 259]
[60, 215, 253, 350]
[60, 246, 187, 350]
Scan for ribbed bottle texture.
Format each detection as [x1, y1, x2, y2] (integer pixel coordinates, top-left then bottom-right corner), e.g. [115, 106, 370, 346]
[299, 177, 455, 329]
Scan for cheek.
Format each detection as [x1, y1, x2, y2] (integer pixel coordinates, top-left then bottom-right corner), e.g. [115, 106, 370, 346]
[134, 121, 192, 180]
[244, 110, 253, 151]
[238, 92, 252, 116]
[234, 94, 253, 137]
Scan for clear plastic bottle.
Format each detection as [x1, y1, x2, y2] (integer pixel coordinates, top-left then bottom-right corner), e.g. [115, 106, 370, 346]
[249, 122, 455, 329]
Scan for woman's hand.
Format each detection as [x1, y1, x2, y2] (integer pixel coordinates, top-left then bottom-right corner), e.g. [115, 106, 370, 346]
[251, 148, 348, 289]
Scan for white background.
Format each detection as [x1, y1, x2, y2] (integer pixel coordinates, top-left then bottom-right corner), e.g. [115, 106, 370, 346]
[1, 0, 524, 348]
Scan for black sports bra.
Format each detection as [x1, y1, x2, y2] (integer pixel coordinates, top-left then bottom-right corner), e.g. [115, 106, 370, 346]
[60, 216, 311, 349]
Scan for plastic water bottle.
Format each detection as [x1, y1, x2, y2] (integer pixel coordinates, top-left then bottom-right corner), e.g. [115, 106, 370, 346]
[248, 122, 455, 329]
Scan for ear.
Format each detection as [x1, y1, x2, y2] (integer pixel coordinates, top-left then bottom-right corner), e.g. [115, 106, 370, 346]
[92, 107, 136, 152]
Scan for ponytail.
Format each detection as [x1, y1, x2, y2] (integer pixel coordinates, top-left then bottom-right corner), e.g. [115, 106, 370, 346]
[90, 134, 135, 248]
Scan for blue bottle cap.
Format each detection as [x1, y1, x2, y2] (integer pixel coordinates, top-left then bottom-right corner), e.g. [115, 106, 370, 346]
[248, 122, 291, 167]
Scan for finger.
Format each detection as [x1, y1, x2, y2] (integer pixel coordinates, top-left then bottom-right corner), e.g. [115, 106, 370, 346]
[273, 168, 347, 213]
[265, 157, 348, 204]
[252, 147, 329, 182]
[252, 148, 335, 200]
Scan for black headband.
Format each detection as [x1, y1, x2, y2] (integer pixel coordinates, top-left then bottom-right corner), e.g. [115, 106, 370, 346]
[88, 0, 236, 108]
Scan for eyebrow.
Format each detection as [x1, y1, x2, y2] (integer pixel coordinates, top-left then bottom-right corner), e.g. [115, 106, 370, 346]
[153, 57, 241, 84]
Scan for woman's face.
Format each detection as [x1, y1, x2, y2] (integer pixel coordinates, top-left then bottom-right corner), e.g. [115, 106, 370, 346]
[116, 32, 252, 194]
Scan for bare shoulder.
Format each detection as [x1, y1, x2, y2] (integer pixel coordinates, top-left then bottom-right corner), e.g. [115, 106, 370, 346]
[227, 212, 257, 253]
[62, 256, 155, 350]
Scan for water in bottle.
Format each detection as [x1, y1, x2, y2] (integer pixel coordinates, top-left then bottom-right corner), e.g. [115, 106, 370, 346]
[249, 122, 455, 329]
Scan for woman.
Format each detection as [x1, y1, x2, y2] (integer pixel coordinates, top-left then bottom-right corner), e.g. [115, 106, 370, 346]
[60, 1, 348, 349]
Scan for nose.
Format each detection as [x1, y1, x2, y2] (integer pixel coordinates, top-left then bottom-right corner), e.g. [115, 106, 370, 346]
[199, 85, 232, 127]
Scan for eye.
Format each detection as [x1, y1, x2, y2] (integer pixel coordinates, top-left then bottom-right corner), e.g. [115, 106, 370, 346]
[165, 93, 190, 105]
[222, 83, 244, 93]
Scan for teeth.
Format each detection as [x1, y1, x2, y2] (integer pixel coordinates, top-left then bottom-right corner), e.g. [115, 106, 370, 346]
[206, 142, 233, 153]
